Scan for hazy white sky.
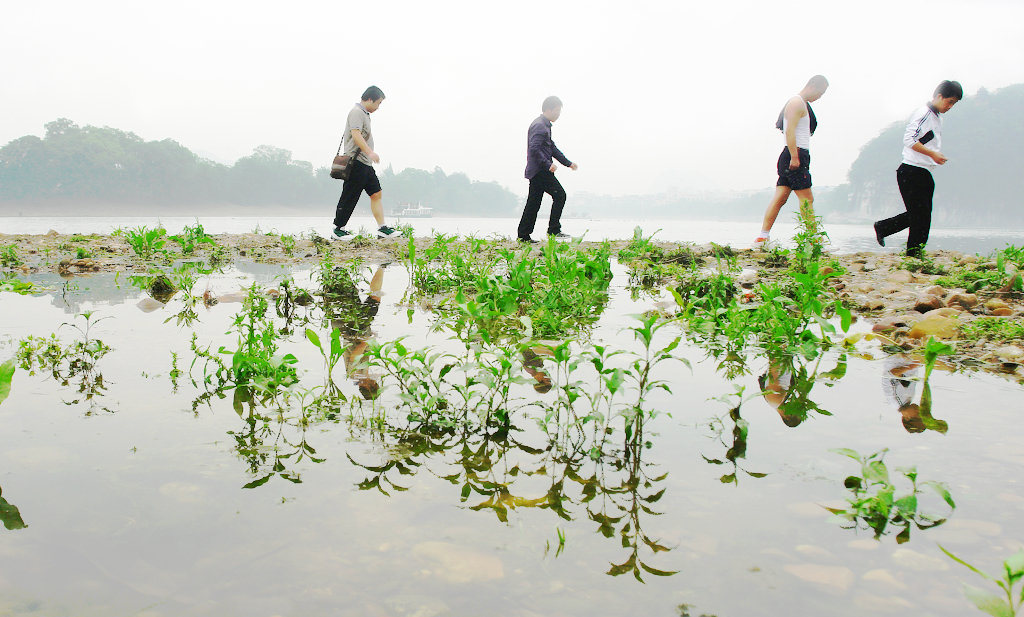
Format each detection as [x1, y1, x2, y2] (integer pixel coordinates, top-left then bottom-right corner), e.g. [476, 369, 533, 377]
[3, 0, 1023, 197]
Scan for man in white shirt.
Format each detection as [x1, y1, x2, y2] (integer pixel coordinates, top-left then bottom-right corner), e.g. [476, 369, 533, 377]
[873, 80, 963, 257]
[754, 75, 829, 247]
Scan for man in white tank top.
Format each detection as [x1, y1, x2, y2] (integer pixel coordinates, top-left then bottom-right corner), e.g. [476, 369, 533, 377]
[755, 75, 829, 246]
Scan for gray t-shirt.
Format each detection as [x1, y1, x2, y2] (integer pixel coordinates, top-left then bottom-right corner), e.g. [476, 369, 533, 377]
[343, 104, 373, 165]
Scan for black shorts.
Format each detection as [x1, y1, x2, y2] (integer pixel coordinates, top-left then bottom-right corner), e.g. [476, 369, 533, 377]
[345, 160, 382, 196]
[776, 147, 812, 190]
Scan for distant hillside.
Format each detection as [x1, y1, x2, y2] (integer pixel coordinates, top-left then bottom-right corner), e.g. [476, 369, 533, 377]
[0, 119, 518, 216]
[845, 83, 1024, 225]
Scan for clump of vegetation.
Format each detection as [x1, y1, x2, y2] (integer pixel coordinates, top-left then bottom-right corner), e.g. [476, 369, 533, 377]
[961, 317, 1024, 342]
[939, 546, 1024, 617]
[0, 276, 38, 295]
[672, 212, 850, 359]
[0, 244, 22, 268]
[191, 284, 299, 397]
[16, 311, 114, 412]
[116, 225, 168, 259]
[826, 447, 955, 542]
[169, 222, 215, 255]
[899, 254, 948, 275]
[936, 244, 1024, 293]
[279, 234, 296, 256]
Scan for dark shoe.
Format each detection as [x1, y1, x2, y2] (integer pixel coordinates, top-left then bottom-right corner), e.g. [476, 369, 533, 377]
[376, 225, 397, 238]
[905, 247, 925, 259]
[518, 236, 538, 244]
[873, 221, 885, 247]
[332, 227, 353, 240]
[549, 232, 571, 239]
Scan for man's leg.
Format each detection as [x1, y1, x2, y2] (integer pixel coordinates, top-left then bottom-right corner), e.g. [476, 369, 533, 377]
[518, 175, 546, 239]
[334, 162, 368, 229]
[903, 167, 935, 254]
[369, 191, 385, 226]
[545, 174, 567, 235]
[875, 167, 915, 242]
[759, 186, 792, 235]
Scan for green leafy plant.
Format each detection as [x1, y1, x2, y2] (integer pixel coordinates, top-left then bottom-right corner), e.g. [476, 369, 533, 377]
[123, 225, 168, 259]
[0, 358, 14, 406]
[940, 546, 1024, 617]
[280, 234, 297, 256]
[169, 222, 215, 255]
[826, 447, 955, 542]
[0, 245, 21, 268]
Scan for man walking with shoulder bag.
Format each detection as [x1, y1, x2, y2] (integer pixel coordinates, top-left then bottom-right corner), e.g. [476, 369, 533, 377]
[333, 85, 398, 240]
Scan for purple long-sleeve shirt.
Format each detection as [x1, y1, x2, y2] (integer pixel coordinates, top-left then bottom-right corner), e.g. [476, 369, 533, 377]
[524, 115, 572, 180]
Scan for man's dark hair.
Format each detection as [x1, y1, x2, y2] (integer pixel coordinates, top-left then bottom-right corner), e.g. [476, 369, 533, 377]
[934, 80, 963, 100]
[362, 85, 386, 102]
[542, 96, 563, 112]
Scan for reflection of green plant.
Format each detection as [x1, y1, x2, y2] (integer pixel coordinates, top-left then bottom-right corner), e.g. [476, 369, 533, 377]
[0, 485, 27, 531]
[0, 276, 38, 295]
[16, 311, 113, 412]
[940, 546, 1024, 617]
[827, 447, 955, 542]
[703, 386, 767, 485]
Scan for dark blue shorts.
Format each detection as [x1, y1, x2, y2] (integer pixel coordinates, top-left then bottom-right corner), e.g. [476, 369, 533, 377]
[776, 147, 812, 190]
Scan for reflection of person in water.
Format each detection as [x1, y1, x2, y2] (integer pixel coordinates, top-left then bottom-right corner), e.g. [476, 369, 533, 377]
[330, 265, 385, 400]
[522, 347, 553, 393]
[883, 355, 948, 434]
[757, 359, 805, 427]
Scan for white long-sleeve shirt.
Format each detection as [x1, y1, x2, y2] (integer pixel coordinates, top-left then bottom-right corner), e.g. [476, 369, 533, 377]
[902, 104, 943, 169]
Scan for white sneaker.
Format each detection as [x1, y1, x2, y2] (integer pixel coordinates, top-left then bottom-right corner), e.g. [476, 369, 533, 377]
[376, 225, 398, 238]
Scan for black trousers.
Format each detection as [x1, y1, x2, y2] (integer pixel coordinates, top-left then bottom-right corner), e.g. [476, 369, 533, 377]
[517, 170, 566, 239]
[334, 161, 381, 229]
[875, 163, 935, 253]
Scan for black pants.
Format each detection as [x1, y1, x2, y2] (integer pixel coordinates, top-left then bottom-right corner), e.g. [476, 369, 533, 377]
[334, 161, 382, 229]
[875, 164, 934, 253]
[517, 170, 566, 239]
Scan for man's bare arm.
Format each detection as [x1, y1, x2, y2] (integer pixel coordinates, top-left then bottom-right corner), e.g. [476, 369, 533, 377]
[351, 129, 380, 163]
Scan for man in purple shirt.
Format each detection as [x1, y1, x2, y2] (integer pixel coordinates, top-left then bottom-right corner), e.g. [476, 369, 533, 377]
[517, 96, 578, 243]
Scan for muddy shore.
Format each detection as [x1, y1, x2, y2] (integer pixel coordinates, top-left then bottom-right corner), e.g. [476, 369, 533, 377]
[3, 230, 1022, 379]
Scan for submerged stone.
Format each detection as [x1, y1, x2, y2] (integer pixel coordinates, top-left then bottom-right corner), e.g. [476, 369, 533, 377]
[412, 541, 505, 583]
[783, 563, 855, 592]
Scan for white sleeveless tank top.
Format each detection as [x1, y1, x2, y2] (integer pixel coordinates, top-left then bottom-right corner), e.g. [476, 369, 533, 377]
[782, 96, 812, 150]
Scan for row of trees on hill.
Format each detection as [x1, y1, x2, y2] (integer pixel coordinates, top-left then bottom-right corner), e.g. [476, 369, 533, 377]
[846, 84, 1024, 225]
[0, 119, 519, 215]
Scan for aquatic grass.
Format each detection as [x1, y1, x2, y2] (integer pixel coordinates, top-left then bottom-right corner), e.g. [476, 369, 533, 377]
[939, 546, 1024, 617]
[826, 447, 955, 542]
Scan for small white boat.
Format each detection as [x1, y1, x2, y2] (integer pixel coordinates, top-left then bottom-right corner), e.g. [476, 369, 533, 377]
[392, 204, 433, 218]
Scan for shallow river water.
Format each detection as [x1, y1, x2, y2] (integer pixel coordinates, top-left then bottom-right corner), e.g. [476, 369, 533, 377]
[1, 256, 1023, 617]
